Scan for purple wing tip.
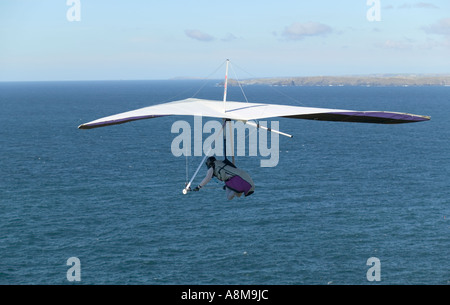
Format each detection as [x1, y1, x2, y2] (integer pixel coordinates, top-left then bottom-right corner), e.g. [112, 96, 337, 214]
[329, 111, 431, 124]
[286, 111, 430, 124]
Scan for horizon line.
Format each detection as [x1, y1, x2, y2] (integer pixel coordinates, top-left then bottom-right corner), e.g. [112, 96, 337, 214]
[2, 72, 450, 83]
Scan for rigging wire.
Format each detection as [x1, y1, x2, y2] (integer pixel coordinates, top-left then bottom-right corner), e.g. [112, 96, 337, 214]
[228, 61, 263, 162]
[190, 60, 228, 98]
[185, 140, 189, 183]
[183, 120, 227, 193]
[184, 59, 292, 188]
[230, 61, 307, 107]
[230, 61, 296, 150]
[229, 61, 266, 151]
[229, 61, 250, 104]
[156, 60, 228, 105]
[182, 60, 228, 184]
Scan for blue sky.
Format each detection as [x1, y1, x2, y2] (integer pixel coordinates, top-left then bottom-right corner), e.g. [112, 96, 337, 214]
[1, 0, 449, 81]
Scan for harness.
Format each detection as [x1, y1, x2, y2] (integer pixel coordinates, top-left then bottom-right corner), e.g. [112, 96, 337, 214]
[213, 160, 236, 181]
[211, 160, 255, 196]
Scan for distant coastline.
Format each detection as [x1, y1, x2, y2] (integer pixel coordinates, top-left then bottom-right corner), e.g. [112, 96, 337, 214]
[221, 74, 450, 87]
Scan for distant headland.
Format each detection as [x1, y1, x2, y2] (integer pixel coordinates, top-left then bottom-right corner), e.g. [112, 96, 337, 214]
[220, 74, 450, 87]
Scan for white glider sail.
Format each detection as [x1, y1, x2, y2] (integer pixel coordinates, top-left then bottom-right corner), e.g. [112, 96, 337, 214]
[79, 59, 430, 130]
[78, 60, 430, 196]
[78, 97, 430, 130]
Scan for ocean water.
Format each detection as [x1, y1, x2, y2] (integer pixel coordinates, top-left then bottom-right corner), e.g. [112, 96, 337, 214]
[0, 81, 448, 285]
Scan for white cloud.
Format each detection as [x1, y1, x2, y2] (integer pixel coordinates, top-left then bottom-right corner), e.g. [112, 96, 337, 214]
[423, 18, 450, 36]
[282, 22, 332, 40]
[399, 2, 439, 9]
[184, 29, 215, 42]
[377, 39, 413, 50]
[415, 2, 439, 9]
[221, 33, 238, 42]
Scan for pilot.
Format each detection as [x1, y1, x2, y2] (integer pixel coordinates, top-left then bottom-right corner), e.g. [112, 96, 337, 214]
[193, 156, 255, 200]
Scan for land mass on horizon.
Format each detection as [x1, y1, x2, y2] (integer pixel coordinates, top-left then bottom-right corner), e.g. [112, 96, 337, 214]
[212, 74, 450, 87]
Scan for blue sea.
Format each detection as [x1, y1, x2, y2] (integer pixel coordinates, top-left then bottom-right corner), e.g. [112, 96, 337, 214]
[0, 81, 448, 284]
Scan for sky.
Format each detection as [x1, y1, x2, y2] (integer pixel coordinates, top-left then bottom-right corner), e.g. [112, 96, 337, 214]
[1, 0, 449, 81]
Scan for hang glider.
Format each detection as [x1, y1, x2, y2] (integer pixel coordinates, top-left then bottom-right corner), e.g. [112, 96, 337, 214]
[78, 97, 430, 130]
[78, 59, 429, 130]
[78, 59, 430, 195]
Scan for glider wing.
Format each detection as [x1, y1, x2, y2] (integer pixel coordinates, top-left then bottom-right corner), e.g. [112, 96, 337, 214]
[78, 98, 430, 129]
